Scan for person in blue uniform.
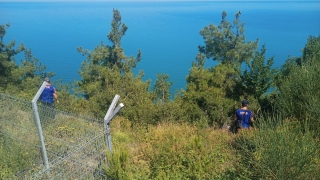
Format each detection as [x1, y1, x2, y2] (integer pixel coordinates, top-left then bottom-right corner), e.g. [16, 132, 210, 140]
[40, 77, 59, 120]
[234, 100, 254, 130]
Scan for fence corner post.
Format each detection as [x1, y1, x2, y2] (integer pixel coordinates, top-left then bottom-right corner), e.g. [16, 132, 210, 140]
[31, 81, 50, 171]
[103, 95, 124, 153]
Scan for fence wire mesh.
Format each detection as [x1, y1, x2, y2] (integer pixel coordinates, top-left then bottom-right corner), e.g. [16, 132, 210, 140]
[0, 93, 108, 179]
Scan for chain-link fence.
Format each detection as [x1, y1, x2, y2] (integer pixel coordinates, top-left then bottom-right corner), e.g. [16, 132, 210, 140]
[0, 93, 108, 179]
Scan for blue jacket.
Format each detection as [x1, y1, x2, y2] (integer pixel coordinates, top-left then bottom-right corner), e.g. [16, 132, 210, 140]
[235, 109, 253, 128]
[41, 85, 55, 103]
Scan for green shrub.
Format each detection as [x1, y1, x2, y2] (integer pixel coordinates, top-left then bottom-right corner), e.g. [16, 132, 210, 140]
[275, 35, 320, 135]
[233, 117, 320, 180]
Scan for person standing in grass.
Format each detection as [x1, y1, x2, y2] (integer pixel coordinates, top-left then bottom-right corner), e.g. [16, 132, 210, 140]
[234, 100, 254, 131]
[40, 77, 59, 120]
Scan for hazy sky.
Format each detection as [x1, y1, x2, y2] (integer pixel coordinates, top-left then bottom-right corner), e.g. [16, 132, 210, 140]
[1, 0, 310, 2]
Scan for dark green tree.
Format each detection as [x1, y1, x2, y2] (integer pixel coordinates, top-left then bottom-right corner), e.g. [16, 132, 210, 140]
[77, 9, 142, 99]
[152, 73, 173, 104]
[9, 48, 54, 99]
[182, 11, 259, 127]
[278, 35, 320, 80]
[77, 9, 141, 75]
[241, 45, 277, 106]
[0, 24, 25, 91]
[76, 9, 155, 124]
[298, 35, 320, 65]
[198, 11, 258, 65]
[183, 53, 237, 127]
[0, 24, 52, 98]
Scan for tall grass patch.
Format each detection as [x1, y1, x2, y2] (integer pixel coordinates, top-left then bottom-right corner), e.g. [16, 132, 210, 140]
[153, 124, 235, 178]
[103, 120, 239, 179]
[234, 116, 320, 180]
[140, 123, 239, 179]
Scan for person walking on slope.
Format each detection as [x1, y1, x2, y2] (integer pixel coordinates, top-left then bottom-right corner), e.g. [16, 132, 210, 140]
[40, 77, 59, 120]
[234, 100, 254, 131]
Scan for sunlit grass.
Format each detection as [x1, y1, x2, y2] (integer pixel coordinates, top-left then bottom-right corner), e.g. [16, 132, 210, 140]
[233, 116, 320, 180]
[106, 118, 238, 179]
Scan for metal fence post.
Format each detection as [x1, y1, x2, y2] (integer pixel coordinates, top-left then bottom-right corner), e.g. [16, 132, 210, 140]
[103, 95, 124, 152]
[31, 81, 50, 171]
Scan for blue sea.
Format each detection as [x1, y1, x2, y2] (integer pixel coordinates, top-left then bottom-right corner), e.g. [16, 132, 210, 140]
[1, 1, 319, 94]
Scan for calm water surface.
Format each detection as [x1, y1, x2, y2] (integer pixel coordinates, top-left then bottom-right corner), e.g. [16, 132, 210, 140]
[1, 1, 319, 93]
